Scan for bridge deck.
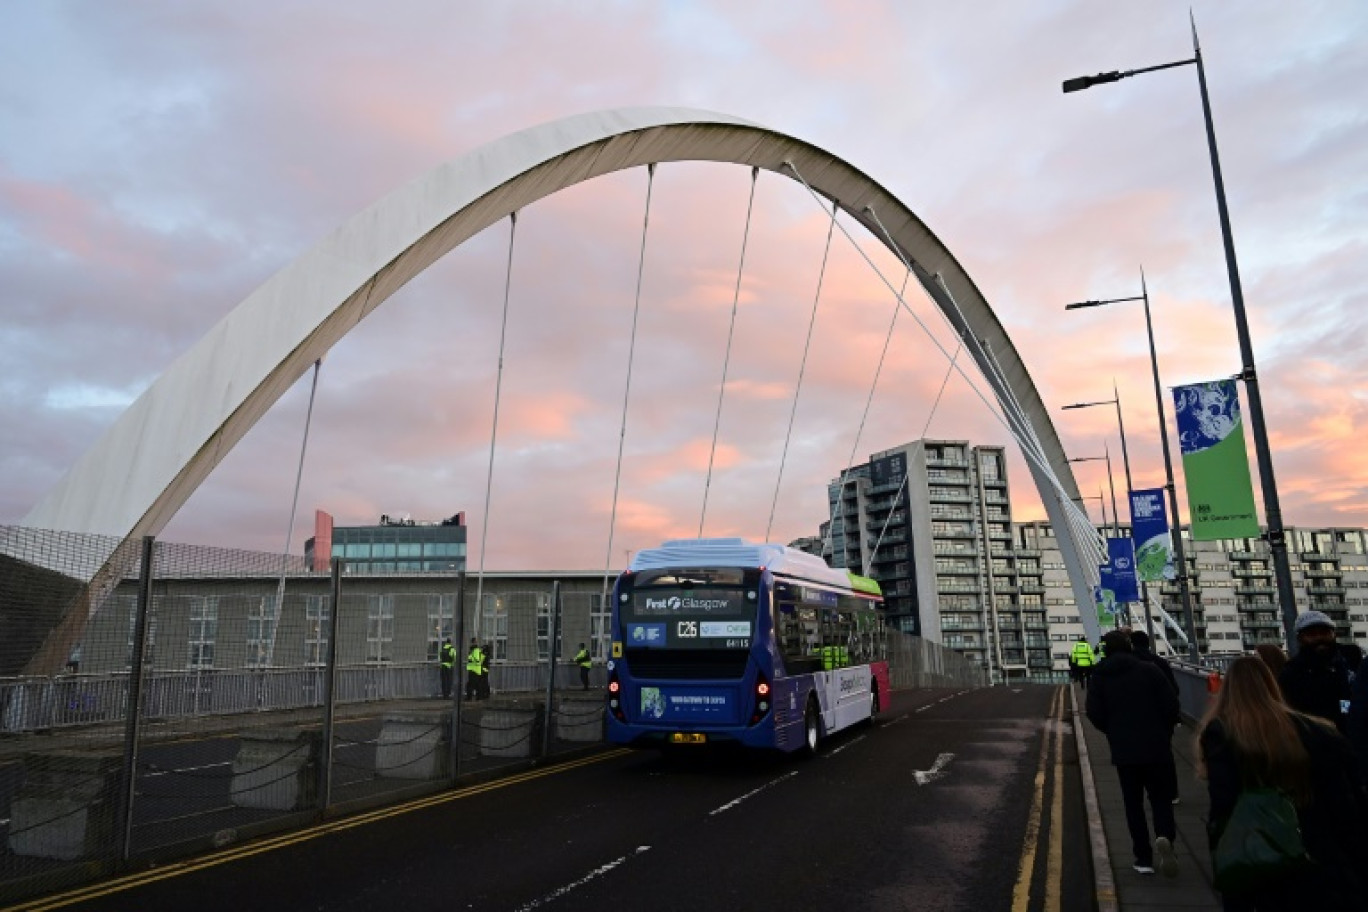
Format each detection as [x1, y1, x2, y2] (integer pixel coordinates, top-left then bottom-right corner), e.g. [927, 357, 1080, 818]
[2, 685, 1234, 911]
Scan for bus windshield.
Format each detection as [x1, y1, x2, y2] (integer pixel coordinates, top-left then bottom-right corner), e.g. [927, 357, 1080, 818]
[620, 568, 759, 650]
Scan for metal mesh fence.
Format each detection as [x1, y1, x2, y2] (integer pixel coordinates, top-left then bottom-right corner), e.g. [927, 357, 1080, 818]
[1, 525, 989, 905]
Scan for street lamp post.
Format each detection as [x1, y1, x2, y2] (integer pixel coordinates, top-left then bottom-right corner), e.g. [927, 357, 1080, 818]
[1070, 444, 1145, 634]
[1066, 275, 1200, 661]
[1062, 389, 1156, 650]
[1064, 20, 1297, 654]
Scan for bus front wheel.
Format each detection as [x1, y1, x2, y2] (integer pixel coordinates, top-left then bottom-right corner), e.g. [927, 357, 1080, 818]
[802, 698, 821, 755]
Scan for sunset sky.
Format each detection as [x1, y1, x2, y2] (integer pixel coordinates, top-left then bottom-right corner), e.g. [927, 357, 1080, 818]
[2, 1, 1365, 571]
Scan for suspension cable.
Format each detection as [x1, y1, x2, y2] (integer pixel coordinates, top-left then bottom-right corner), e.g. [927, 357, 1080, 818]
[700, 166, 759, 537]
[783, 161, 1098, 553]
[267, 357, 323, 667]
[601, 164, 657, 618]
[767, 195, 839, 542]
[864, 336, 965, 576]
[473, 211, 518, 641]
[822, 261, 911, 564]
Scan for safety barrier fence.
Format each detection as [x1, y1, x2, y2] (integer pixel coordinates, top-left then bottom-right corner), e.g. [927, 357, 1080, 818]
[0, 525, 986, 905]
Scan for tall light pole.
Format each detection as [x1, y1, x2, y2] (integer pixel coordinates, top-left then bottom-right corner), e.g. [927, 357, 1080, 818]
[1067, 453, 1119, 539]
[1064, 19, 1296, 654]
[1069, 452, 1135, 629]
[1063, 390, 1159, 647]
[1066, 274, 1200, 661]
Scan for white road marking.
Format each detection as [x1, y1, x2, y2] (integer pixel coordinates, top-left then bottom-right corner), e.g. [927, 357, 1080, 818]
[708, 771, 799, 816]
[143, 761, 231, 778]
[913, 752, 955, 786]
[823, 734, 867, 757]
[514, 845, 651, 911]
[914, 705, 932, 713]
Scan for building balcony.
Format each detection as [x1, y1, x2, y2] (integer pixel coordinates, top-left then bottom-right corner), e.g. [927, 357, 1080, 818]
[934, 527, 977, 539]
[1018, 583, 1045, 595]
[1308, 585, 1346, 595]
[929, 491, 973, 504]
[1234, 583, 1276, 595]
[939, 565, 980, 575]
[1304, 566, 1343, 579]
[1227, 550, 1260, 561]
[1231, 566, 1272, 578]
[1301, 551, 1336, 562]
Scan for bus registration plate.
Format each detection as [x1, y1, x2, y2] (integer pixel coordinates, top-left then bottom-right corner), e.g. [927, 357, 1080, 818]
[669, 732, 707, 745]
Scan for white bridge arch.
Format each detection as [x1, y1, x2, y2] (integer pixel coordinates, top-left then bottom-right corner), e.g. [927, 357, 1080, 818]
[23, 107, 1100, 642]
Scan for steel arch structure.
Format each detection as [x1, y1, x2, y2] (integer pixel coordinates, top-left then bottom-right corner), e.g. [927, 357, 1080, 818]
[22, 107, 1100, 642]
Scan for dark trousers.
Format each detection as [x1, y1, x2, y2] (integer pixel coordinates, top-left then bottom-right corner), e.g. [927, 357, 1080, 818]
[579, 666, 590, 690]
[1116, 760, 1177, 864]
[440, 665, 453, 698]
[465, 670, 480, 700]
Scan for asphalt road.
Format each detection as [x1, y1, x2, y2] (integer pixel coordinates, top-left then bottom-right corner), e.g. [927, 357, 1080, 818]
[19, 685, 1091, 912]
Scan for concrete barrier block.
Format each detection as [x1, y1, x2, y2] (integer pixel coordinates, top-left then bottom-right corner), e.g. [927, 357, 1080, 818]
[231, 728, 319, 811]
[7, 752, 121, 860]
[478, 708, 538, 758]
[553, 700, 604, 743]
[376, 712, 450, 780]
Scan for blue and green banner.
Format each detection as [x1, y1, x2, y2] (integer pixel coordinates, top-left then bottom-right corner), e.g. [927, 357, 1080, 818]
[1173, 380, 1260, 540]
[1107, 536, 1139, 604]
[1093, 584, 1116, 631]
[1129, 488, 1175, 582]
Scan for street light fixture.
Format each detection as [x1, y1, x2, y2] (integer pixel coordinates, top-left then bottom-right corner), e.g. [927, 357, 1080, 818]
[1066, 273, 1199, 661]
[1063, 386, 1162, 650]
[1067, 453, 1119, 539]
[1063, 19, 1297, 653]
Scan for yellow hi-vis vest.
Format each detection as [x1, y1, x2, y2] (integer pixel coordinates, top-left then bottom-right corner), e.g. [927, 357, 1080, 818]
[574, 648, 591, 669]
[466, 647, 485, 674]
[440, 643, 456, 669]
[1071, 642, 1095, 667]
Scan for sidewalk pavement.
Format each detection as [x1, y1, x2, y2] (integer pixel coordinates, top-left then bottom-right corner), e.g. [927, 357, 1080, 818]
[1070, 683, 1224, 911]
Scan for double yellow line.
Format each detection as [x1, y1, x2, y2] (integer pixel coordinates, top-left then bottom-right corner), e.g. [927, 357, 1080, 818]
[1011, 686, 1066, 912]
[5, 749, 631, 912]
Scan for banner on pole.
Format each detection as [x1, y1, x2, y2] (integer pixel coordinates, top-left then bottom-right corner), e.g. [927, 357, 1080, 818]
[1107, 536, 1140, 604]
[1093, 584, 1116, 631]
[1129, 488, 1175, 582]
[1173, 379, 1260, 540]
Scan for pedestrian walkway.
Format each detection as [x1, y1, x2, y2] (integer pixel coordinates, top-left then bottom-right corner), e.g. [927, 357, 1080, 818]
[1070, 683, 1223, 911]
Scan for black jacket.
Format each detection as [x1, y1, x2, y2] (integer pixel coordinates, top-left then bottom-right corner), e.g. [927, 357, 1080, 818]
[1085, 651, 1179, 765]
[1350, 656, 1368, 784]
[1201, 714, 1368, 904]
[1279, 650, 1351, 734]
[1133, 646, 1178, 695]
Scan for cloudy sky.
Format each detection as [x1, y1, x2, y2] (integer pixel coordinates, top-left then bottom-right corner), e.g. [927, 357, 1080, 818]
[2, 1, 1365, 571]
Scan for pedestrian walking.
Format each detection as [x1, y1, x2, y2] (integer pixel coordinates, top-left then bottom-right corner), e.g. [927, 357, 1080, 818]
[1086, 629, 1181, 877]
[1349, 654, 1368, 785]
[465, 638, 484, 701]
[480, 642, 494, 699]
[1197, 656, 1368, 910]
[1131, 630, 1181, 806]
[1279, 610, 1352, 734]
[574, 642, 592, 691]
[438, 637, 457, 699]
[1069, 639, 1096, 690]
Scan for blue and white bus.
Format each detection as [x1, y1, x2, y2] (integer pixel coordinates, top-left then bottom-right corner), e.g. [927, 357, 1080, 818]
[605, 538, 890, 753]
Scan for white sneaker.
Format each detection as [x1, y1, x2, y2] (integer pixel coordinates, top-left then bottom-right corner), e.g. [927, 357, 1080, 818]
[1133, 863, 1155, 875]
[1155, 836, 1178, 878]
